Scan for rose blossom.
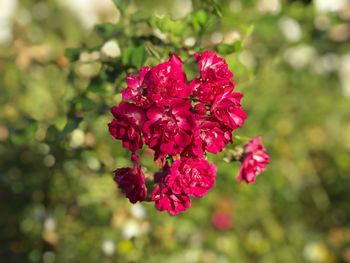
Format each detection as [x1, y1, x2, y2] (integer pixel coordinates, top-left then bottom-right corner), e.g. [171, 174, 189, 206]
[107, 50, 268, 215]
[142, 99, 195, 156]
[211, 91, 247, 130]
[192, 51, 239, 107]
[238, 137, 270, 184]
[181, 127, 204, 158]
[147, 54, 191, 105]
[151, 175, 191, 215]
[199, 118, 232, 154]
[122, 66, 151, 107]
[108, 102, 146, 152]
[114, 166, 147, 203]
[194, 50, 233, 83]
[190, 78, 234, 105]
[166, 158, 217, 198]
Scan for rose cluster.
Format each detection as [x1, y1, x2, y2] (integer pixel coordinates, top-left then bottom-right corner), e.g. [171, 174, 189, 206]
[108, 51, 268, 215]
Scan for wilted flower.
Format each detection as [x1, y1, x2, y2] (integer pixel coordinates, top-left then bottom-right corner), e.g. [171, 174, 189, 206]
[114, 166, 147, 203]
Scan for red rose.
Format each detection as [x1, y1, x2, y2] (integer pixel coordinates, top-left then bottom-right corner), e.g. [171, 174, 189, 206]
[211, 91, 247, 130]
[238, 137, 270, 184]
[199, 118, 232, 154]
[148, 54, 191, 105]
[166, 158, 217, 198]
[122, 66, 151, 107]
[114, 166, 147, 203]
[151, 178, 191, 216]
[143, 99, 195, 156]
[108, 102, 146, 152]
[195, 50, 233, 83]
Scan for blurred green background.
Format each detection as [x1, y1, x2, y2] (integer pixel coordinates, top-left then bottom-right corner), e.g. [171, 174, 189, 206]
[1, 0, 350, 262]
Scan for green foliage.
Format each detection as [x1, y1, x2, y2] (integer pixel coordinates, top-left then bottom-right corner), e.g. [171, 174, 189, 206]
[65, 48, 81, 62]
[1, 0, 350, 263]
[122, 46, 148, 68]
[216, 41, 243, 54]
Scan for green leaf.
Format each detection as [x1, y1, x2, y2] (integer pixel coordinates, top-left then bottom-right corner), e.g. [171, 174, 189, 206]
[121, 46, 147, 68]
[87, 84, 106, 94]
[233, 41, 243, 53]
[46, 125, 60, 142]
[95, 23, 123, 39]
[217, 41, 243, 55]
[10, 133, 27, 146]
[57, 117, 82, 141]
[217, 44, 233, 55]
[194, 10, 207, 25]
[65, 48, 81, 62]
[63, 118, 81, 134]
[87, 78, 106, 94]
[154, 15, 186, 39]
[245, 24, 255, 36]
[191, 10, 208, 31]
[121, 47, 133, 66]
[75, 97, 96, 111]
[131, 46, 147, 68]
[26, 122, 38, 137]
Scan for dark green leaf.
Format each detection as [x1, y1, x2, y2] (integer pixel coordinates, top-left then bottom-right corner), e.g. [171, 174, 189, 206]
[87, 78, 106, 94]
[87, 84, 106, 94]
[26, 122, 38, 137]
[57, 117, 82, 141]
[75, 97, 96, 111]
[95, 23, 123, 39]
[65, 48, 81, 62]
[121, 47, 133, 66]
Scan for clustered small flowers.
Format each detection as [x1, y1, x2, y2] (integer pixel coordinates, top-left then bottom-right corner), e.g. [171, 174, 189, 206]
[108, 51, 269, 215]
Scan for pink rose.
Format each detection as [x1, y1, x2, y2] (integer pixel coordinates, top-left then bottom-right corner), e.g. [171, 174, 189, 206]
[114, 166, 147, 203]
[166, 158, 217, 198]
[211, 91, 247, 130]
[108, 102, 146, 152]
[238, 137, 270, 184]
[143, 99, 195, 156]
